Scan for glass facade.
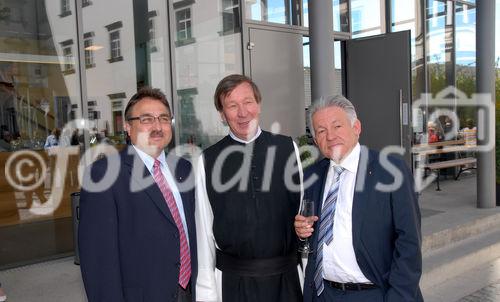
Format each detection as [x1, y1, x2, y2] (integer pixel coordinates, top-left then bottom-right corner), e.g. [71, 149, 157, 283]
[351, 0, 383, 38]
[0, 0, 243, 267]
[389, 0, 478, 143]
[302, 38, 343, 109]
[245, 0, 303, 25]
[301, 0, 349, 32]
[0, 0, 82, 267]
[171, 0, 243, 149]
[0, 0, 493, 267]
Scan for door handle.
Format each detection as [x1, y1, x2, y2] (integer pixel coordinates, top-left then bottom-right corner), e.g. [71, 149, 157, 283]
[399, 89, 404, 147]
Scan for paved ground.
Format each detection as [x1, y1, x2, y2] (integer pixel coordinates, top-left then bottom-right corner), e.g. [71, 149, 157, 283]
[458, 281, 500, 302]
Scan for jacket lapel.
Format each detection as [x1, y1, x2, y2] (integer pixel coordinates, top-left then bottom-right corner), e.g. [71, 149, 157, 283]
[352, 146, 375, 246]
[308, 158, 330, 254]
[122, 146, 177, 228]
[315, 158, 331, 218]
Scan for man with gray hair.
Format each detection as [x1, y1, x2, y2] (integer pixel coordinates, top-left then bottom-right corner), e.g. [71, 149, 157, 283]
[295, 95, 422, 302]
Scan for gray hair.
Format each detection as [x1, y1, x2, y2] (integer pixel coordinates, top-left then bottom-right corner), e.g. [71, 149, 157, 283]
[308, 95, 358, 138]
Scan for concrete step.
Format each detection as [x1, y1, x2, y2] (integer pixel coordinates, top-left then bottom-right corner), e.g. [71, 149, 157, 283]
[421, 227, 500, 293]
[422, 210, 500, 255]
[423, 257, 500, 302]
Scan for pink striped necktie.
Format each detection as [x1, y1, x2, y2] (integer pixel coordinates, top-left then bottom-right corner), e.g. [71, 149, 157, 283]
[153, 159, 191, 289]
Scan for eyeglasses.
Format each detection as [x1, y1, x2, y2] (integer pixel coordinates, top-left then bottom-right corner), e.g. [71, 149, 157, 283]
[127, 114, 173, 125]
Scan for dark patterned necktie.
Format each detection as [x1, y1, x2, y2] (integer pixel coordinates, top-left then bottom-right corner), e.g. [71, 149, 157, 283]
[314, 165, 345, 296]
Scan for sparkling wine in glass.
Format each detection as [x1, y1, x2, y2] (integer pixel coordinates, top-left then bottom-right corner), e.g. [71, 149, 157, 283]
[298, 199, 315, 254]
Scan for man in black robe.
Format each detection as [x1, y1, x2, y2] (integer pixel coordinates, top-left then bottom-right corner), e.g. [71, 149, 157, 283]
[195, 74, 303, 302]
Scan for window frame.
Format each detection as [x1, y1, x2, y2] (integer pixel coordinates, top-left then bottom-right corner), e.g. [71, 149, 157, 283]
[108, 29, 123, 62]
[176, 7, 192, 41]
[221, 0, 241, 35]
[84, 37, 95, 68]
[60, 0, 71, 17]
[62, 46, 74, 73]
[148, 17, 158, 52]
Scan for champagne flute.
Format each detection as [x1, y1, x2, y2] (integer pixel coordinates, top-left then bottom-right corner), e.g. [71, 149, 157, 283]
[298, 199, 315, 254]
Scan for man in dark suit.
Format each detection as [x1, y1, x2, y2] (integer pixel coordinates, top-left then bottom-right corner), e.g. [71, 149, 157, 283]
[79, 87, 197, 302]
[295, 95, 422, 302]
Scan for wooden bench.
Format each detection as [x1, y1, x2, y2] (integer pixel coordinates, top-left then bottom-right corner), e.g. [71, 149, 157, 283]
[421, 157, 477, 191]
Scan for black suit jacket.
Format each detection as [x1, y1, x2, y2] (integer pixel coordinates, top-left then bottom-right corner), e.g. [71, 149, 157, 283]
[79, 146, 197, 302]
[303, 146, 423, 302]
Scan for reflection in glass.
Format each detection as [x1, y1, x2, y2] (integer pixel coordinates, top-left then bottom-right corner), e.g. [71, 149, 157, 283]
[392, 0, 426, 142]
[223, 0, 242, 34]
[176, 8, 192, 42]
[351, 0, 382, 38]
[303, 37, 310, 107]
[173, 0, 243, 150]
[300, 0, 348, 31]
[109, 30, 122, 60]
[302, 0, 308, 27]
[302, 38, 343, 109]
[333, 0, 349, 32]
[426, 0, 454, 96]
[0, 0, 82, 267]
[424, 0, 452, 143]
[455, 2, 476, 128]
[246, 0, 299, 25]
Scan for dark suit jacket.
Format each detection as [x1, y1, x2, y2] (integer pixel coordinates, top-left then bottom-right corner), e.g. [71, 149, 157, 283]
[79, 146, 197, 302]
[303, 146, 423, 302]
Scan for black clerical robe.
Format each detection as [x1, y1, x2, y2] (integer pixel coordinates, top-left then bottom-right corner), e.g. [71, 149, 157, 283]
[195, 131, 302, 302]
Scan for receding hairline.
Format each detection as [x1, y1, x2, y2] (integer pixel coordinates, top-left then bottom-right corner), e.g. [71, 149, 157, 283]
[308, 95, 358, 137]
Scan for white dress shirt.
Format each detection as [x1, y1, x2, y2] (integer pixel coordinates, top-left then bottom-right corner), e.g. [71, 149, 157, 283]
[321, 143, 371, 283]
[195, 128, 304, 302]
[133, 145, 190, 242]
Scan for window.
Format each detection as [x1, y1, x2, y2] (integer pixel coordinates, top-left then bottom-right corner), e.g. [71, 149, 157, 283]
[60, 0, 71, 17]
[109, 30, 122, 61]
[222, 0, 240, 34]
[106, 21, 123, 62]
[63, 46, 72, 71]
[84, 37, 95, 68]
[59, 39, 74, 74]
[148, 17, 157, 52]
[175, 8, 193, 45]
[246, 0, 299, 25]
[350, 0, 383, 38]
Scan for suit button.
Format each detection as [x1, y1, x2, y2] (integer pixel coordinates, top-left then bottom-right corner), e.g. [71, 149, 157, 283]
[172, 292, 178, 299]
[176, 262, 181, 268]
[174, 233, 179, 239]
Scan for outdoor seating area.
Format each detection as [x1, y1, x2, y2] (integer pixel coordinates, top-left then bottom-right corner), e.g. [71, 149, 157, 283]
[413, 139, 477, 191]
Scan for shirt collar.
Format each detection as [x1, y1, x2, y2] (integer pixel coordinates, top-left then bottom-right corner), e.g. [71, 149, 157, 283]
[329, 143, 360, 173]
[229, 126, 262, 144]
[132, 145, 166, 172]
